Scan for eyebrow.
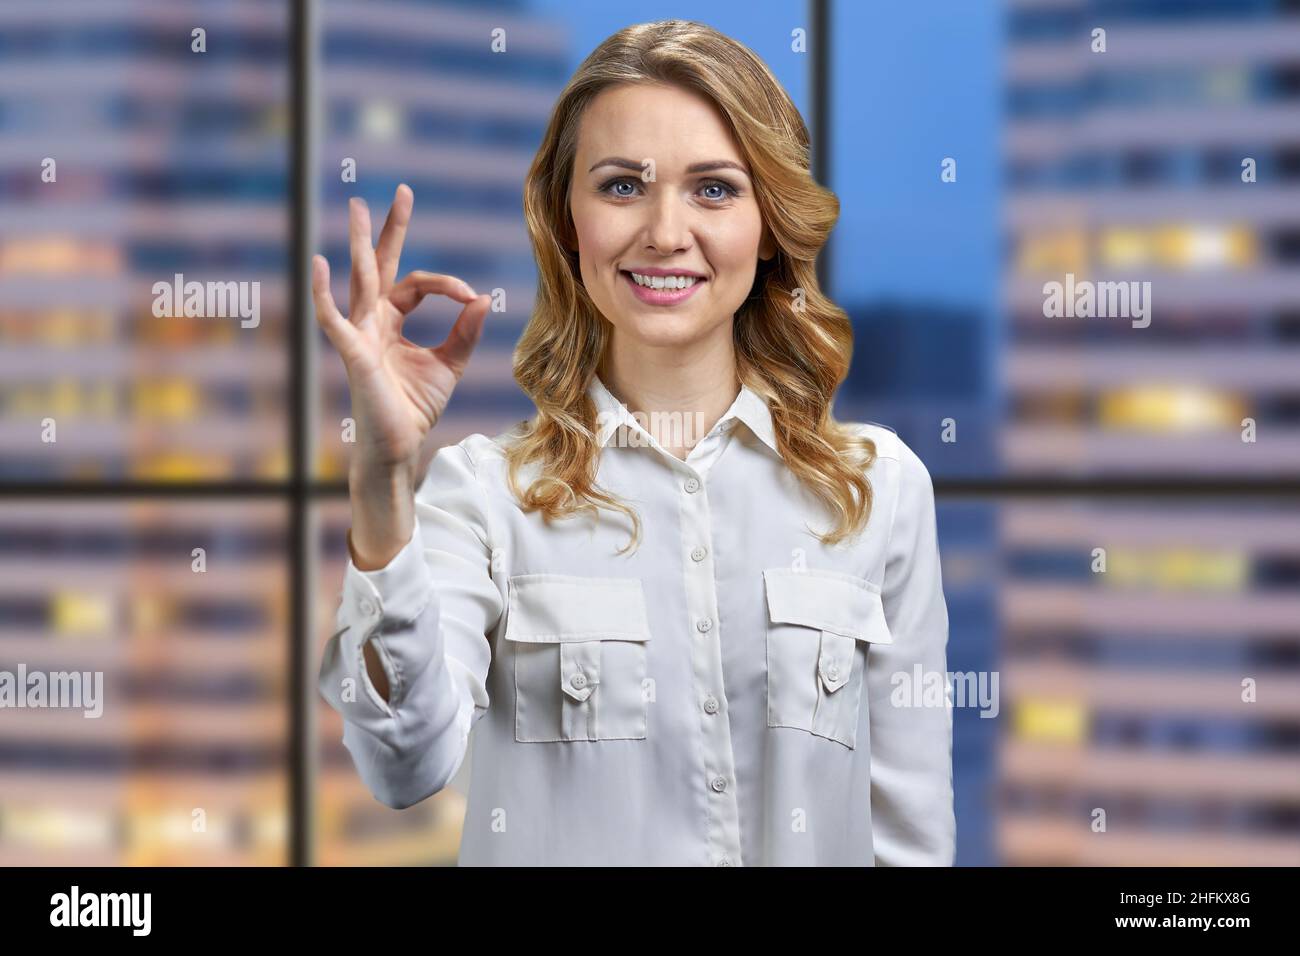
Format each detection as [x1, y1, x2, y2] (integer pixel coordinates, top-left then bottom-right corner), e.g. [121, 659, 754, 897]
[587, 156, 751, 177]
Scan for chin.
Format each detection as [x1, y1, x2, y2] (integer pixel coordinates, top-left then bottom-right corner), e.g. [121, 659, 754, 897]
[618, 310, 711, 344]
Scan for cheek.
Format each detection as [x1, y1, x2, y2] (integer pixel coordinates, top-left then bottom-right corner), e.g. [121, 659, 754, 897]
[571, 197, 632, 267]
[703, 210, 765, 277]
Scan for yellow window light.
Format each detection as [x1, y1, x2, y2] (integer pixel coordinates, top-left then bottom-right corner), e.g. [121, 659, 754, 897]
[1153, 223, 1256, 270]
[0, 238, 122, 274]
[1099, 227, 1150, 268]
[1013, 697, 1088, 744]
[1098, 385, 1247, 432]
[1016, 229, 1088, 274]
[51, 591, 115, 638]
[1224, 225, 1257, 267]
[131, 379, 199, 420]
[131, 453, 231, 481]
[2, 805, 115, 850]
[1104, 547, 1249, 592]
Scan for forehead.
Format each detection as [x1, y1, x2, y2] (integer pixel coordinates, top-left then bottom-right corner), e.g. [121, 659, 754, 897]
[575, 83, 745, 170]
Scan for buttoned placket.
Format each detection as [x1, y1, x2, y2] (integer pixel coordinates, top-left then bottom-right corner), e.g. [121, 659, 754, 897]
[610, 407, 745, 867]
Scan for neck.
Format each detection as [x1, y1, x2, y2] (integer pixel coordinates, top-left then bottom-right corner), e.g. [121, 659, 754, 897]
[598, 337, 741, 461]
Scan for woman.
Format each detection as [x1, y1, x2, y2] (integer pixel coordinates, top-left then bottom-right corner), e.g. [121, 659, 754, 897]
[315, 19, 954, 867]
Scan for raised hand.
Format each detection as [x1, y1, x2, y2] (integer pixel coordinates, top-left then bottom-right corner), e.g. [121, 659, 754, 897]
[312, 184, 492, 482]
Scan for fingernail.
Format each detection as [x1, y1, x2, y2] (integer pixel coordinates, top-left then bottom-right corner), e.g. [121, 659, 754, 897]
[462, 283, 476, 297]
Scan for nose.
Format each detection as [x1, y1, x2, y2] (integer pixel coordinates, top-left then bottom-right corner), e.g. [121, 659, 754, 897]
[643, 190, 692, 256]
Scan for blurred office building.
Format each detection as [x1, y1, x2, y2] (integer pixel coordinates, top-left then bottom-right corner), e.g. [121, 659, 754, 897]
[0, 1, 292, 864]
[312, 0, 569, 865]
[313, 0, 566, 476]
[1000, 0, 1300, 864]
[4, 0, 1297, 871]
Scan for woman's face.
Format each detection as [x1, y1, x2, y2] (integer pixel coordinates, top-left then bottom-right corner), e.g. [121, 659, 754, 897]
[569, 82, 774, 349]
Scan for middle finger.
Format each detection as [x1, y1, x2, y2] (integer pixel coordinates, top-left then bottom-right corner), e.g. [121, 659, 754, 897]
[348, 197, 379, 319]
[375, 184, 414, 293]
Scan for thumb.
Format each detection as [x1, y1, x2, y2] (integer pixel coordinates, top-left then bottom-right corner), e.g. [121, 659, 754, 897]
[434, 293, 492, 376]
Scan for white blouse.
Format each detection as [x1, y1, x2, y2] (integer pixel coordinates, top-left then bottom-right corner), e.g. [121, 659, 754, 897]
[318, 374, 955, 866]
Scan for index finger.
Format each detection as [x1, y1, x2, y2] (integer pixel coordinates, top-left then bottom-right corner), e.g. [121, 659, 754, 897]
[387, 270, 478, 314]
[348, 197, 379, 316]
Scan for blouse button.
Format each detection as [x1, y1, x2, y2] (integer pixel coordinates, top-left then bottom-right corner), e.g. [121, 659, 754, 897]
[683, 477, 700, 493]
[825, 662, 840, 680]
[690, 546, 707, 562]
[696, 617, 713, 633]
[710, 776, 728, 793]
[358, 598, 376, 618]
[570, 673, 587, 690]
[703, 696, 719, 715]
[717, 857, 732, 866]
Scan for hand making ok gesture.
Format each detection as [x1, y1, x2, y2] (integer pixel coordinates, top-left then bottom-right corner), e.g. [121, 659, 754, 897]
[311, 184, 493, 481]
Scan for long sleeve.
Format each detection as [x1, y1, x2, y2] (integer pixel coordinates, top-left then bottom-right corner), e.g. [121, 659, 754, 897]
[866, 442, 956, 865]
[317, 441, 502, 810]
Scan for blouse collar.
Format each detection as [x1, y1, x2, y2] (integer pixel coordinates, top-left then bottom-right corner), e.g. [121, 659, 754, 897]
[586, 372, 779, 456]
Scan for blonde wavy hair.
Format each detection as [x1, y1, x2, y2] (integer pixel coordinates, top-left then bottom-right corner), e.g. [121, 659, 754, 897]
[506, 18, 877, 554]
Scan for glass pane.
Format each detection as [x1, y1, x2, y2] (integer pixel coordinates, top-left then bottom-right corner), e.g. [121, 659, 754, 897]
[1001, 2, 1300, 481]
[829, 1, 999, 477]
[989, 496, 1300, 866]
[314, 0, 569, 480]
[0, 0, 291, 482]
[831, 1, 1300, 480]
[0, 500, 290, 865]
[313, 498, 465, 865]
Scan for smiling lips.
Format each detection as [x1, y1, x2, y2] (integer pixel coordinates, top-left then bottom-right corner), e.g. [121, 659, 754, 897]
[621, 269, 706, 305]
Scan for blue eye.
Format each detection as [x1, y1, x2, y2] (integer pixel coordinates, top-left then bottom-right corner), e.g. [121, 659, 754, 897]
[601, 178, 640, 198]
[700, 181, 737, 201]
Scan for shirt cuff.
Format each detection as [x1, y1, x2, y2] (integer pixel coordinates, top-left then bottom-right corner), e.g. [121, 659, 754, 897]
[341, 515, 435, 629]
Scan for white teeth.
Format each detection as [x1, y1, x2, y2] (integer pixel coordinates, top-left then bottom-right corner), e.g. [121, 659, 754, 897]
[630, 272, 698, 290]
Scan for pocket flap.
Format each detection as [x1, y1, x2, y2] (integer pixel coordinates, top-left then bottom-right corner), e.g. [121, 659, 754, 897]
[505, 574, 652, 643]
[763, 568, 892, 644]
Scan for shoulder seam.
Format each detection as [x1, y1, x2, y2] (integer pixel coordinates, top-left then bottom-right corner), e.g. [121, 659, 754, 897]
[454, 438, 493, 553]
[857, 421, 901, 461]
[456, 433, 480, 470]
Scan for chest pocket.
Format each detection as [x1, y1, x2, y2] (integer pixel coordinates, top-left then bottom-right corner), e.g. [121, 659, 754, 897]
[762, 567, 892, 749]
[504, 573, 652, 742]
